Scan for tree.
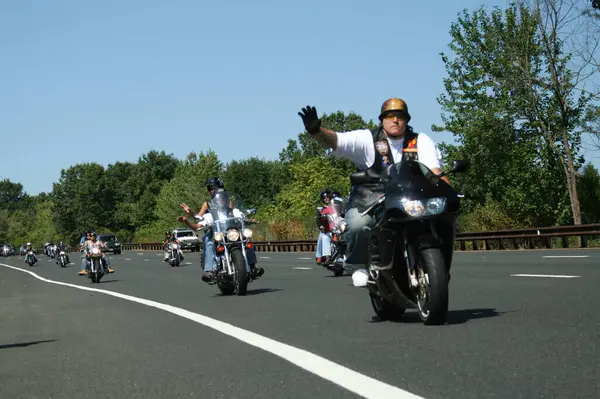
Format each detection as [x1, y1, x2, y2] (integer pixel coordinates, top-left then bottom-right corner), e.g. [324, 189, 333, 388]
[52, 163, 112, 241]
[266, 156, 351, 221]
[435, 3, 589, 226]
[104, 161, 139, 232]
[0, 179, 26, 210]
[128, 150, 179, 228]
[577, 163, 600, 223]
[222, 157, 286, 209]
[142, 151, 223, 241]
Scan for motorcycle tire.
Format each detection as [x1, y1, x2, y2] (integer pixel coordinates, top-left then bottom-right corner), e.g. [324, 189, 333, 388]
[416, 248, 449, 325]
[231, 247, 248, 296]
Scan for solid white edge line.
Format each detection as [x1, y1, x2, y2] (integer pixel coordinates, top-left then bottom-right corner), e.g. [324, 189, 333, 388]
[0, 263, 425, 399]
[542, 255, 589, 258]
[510, 274, 580, 278]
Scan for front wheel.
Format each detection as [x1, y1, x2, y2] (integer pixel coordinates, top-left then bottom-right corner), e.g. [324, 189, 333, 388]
[416, 248, 449, 325]
[231, 248, 248, 296]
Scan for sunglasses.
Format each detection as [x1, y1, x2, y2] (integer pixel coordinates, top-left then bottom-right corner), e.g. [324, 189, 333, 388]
[382, 111, 408, 120]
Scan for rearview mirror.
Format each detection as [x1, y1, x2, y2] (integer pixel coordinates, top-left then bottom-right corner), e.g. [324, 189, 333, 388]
[449, 160, 469, 174]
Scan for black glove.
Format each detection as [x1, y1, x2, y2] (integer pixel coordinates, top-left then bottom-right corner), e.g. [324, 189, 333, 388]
[298, 105, 321, 135]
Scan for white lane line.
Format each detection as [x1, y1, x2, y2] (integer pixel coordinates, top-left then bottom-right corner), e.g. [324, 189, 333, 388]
[124, 258, 132, 261]
[542, 255, 589, 258]
[511, 274, 580, 278]
[144, 259, 149, 262]
[298, 257, 312, 260]
[292, 267, 313, 270]
[259, 257, 270, 259]
[137, 253, 144, 255]
[0, 263, 423, 399]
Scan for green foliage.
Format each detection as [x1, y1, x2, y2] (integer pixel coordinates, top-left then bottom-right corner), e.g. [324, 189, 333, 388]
[0, 179, 26, 210]
[577, 163, 600, 223]
[434, 3, 587, 227]
[52, 163, 112, 242]
[457, 196, 524, 232]
[222, 157, 286, 209]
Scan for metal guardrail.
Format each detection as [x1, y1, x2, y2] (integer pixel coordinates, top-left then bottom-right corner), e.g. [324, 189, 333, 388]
[121, 224, 600, 252]
[456, 223, 600, 250]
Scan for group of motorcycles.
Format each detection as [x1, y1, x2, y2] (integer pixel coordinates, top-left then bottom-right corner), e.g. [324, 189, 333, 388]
[42, 243, 70, 268]
[7, 156, 469, 325]
[314, 159, 469, 325]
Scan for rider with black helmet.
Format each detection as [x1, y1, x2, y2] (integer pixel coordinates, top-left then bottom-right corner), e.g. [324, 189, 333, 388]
[179, 177, 264, 282]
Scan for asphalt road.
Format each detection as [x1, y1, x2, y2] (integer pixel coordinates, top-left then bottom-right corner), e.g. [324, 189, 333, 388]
[1, 249, 599, 399]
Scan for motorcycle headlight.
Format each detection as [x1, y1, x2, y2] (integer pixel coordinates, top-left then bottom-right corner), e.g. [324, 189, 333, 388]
[214, 232, 224, 242]
[340, 221, 347, 232]
[171, 244, 178, 249]
[243, 228, 253, 238]
[399, 197, 447, 217]
[227, 229, 240, 241]
[426, 197, 446, 215]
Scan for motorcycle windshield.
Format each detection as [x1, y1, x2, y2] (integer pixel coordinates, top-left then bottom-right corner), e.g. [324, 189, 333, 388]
[331, 198, 345, 216]
[208, 189, 248, 232]
[383, 160, 447, 201]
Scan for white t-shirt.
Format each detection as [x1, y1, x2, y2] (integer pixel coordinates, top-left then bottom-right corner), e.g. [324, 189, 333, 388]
[331, 129, 442, 171]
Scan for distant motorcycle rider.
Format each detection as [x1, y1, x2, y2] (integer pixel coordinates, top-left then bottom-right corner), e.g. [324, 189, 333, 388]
[163, 231, 184, 263]
[23, 242, 37, 264]
[55, 241, 70, 265]
[315, 188, 334, 265]
[298, 98, 449, 287]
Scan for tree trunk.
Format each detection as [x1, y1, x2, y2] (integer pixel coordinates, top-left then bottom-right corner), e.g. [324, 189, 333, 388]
[562, 126, 582, 225]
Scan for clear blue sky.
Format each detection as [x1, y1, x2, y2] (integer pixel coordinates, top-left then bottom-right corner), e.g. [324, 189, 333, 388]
[1, 0, 598, 195]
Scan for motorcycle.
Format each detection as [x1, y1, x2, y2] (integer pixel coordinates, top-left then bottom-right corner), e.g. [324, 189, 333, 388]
[25, 250, 36, 266]
[316, 196, 348, 277]
[167, 242, 182, 267]
[58, 250, 69, 267]
[349, 159, 468, 325]
[86, 247, 105, 283]
[196, 190, 259, 296]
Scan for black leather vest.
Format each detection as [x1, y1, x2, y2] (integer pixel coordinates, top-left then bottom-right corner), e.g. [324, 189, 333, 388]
[347, 127, 419, 213]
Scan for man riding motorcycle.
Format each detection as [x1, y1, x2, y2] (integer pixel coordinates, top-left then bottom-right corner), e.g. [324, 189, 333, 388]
[55, 241, 70, 265]
[298, 98, 450, 287]
[163, 231, 184, 263]
[78, 231, 91, 275]
[79, 232, 114, 275]
[178, 177, 264, 282]
[23, 242, 37, 264]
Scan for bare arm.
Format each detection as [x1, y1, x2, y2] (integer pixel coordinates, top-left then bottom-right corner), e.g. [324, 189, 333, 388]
[311, 127, 338, 150]
[198, 202, 209, 216]
[431, 168, 451, 185]
[178, 216, 202, 230]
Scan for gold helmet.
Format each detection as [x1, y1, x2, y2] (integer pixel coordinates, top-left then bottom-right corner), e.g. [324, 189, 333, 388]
[378, 98, 411, 122]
